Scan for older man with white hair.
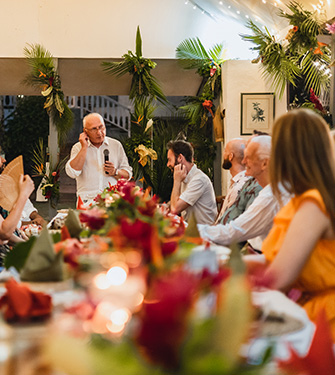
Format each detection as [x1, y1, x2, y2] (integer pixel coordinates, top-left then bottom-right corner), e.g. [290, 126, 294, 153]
[66, 113, 132, 204]
[198, 135, 290, 252]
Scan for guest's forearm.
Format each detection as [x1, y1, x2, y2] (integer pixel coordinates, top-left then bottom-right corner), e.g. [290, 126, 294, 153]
[69, 148, 88, 171]
[0, 195, 27, 240]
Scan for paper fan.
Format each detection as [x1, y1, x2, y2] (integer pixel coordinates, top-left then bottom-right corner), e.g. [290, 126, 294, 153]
[0, 156, 24, 211]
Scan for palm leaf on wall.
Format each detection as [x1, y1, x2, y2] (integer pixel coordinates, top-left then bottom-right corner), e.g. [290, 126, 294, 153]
[23, 43, 73, 145]
[102, 26, 167, 105]
[241, 1, 331, 103]
[176, 37, 226, 127]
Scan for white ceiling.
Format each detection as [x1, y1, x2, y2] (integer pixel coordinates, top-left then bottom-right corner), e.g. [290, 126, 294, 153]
[189, 0, 335, 33]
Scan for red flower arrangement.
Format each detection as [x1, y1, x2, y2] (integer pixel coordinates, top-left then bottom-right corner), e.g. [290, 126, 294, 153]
[79, 179, 185, 266]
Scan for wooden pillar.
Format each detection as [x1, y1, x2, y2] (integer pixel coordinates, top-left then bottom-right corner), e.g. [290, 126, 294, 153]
[48, 58, 59, 168]
[330, 34, 335, 127]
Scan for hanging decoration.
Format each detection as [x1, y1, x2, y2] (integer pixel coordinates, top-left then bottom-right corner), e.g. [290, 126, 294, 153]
[102, 26, 167, 106]
[176, 37, 226, 128]
[23, 44, 73, 145]
[241, 1, 331, 114]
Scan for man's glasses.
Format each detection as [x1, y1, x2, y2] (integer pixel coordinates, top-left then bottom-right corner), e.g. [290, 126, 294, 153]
[85, 125, 105, 133]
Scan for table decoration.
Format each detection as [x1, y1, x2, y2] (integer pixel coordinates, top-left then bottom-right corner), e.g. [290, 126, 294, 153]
[79, 179, 186, 267]
[5, 228, 64, 282]
[278, 311, 335, 375]
[0, 278, 52, 322]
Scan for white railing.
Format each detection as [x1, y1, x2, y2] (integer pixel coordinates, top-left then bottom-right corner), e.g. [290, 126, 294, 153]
[66, 95, 131, 136]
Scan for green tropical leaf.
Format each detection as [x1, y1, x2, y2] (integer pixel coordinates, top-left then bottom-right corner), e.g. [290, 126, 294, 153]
[102, 27, 167, 105]
[176, 37, 211, 70]
[135, 25, 142, 57]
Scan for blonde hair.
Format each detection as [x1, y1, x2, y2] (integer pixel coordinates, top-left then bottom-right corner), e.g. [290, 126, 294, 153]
[270, 108, 335, 230]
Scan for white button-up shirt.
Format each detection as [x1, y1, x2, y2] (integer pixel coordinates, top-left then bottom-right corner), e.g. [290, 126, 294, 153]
[198, 184, 291, 250]
[65, 137, 132, 202]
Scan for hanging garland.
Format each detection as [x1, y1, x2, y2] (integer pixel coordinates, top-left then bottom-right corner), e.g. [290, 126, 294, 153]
[23, 43, 73, 145]
[241, 1, 331, 103]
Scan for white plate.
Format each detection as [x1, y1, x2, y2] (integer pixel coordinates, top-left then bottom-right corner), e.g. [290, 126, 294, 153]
[192, 244, 231, 262]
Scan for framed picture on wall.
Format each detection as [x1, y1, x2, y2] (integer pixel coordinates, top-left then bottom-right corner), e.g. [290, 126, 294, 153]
[240, 93, 275, 135]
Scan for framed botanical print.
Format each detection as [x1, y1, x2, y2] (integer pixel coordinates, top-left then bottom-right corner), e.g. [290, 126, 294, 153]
[240, 93, 275, 135]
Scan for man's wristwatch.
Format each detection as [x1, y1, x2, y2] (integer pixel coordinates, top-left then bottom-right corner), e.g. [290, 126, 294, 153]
[114, 169, 118, 177]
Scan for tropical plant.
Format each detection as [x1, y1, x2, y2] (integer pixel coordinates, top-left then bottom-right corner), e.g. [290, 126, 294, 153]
[23, 43, 73, 145]
[32, 138, 68, 208]
[102, 26, 167, 106]
[176, 37, 226, 127]
[241, 2, 331, 101]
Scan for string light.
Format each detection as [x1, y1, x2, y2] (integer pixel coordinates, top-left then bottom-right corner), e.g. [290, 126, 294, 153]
[183, 0, 216, 20]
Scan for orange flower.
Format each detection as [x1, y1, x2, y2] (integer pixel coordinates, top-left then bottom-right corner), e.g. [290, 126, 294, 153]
[292, 26, 298, 32]
[38, 69, 47, 78]
[313, 41, 328, 55]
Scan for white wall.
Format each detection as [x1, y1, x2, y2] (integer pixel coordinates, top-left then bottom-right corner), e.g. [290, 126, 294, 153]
[219, 60, 287, 195]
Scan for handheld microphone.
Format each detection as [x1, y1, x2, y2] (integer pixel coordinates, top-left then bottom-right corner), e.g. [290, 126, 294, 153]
[103, 149, 109, 174]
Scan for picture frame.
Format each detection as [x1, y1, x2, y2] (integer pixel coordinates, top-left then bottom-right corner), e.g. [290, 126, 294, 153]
[240, 93, 275, 135]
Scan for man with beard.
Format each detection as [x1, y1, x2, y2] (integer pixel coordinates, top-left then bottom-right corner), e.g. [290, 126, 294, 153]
[198, 136, 290, 252]
[216, 138, 262, 225]
[215, 138, 249, 223]
[166, 140, 217, 225]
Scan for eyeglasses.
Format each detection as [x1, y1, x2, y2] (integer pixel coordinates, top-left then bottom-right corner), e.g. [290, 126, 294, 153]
[85, 125, 105, 133]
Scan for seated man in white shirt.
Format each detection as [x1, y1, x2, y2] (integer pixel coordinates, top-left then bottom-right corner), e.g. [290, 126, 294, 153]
[215, 138, 261, 224]
[198, 136, 290, 251]
[21, 199, 46, 226]
[65, 113, 132, 204]
[167, 140, 217, 225]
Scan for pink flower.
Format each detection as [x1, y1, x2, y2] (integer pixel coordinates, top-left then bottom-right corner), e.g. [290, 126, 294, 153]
[79, 207, 107, 230]
[326, 22, 335, 34]
[210, 67, 217, 76]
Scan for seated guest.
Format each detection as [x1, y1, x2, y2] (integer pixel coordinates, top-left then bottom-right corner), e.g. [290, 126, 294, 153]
[198, 136, 290, 251]
[216, 138, 255, 223]
[21, 199, 46, 226]
[0, 165, 34, 263]
[167, 140, 217, 225]
[0, 155, 45, 227]
[251, 109, 335, 339]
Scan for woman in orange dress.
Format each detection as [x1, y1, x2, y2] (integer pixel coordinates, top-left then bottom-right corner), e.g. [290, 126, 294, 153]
[261, 109, 335, 339]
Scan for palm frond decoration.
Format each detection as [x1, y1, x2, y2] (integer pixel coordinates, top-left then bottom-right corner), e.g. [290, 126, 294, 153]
[102, 26, 167, 105]
[176, 37, 226, 127]
[242, 2, 331, 106]
[176, 37, 226, 72]
[300, 50, 331, 96]
[23, 43, 73, 145]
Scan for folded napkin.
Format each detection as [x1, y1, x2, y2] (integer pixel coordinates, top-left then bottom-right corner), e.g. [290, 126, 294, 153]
[0, 278, 52, 321]
[184, 214, 203, 244]
[64, 209, 83, 239]
[20, 227, 64, 282]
